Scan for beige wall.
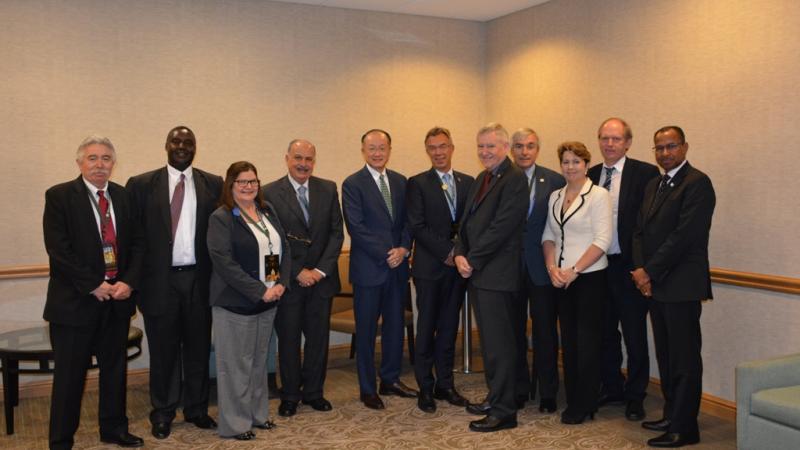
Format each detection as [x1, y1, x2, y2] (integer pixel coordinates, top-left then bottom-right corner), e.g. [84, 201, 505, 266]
[487, 0, 800, 400]
[2, 0, 799, 401]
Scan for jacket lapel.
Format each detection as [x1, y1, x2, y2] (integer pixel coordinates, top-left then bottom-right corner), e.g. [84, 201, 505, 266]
[647, 163, 690, 221]
[280, 176, 309, 228]
[618, 159, 633, 218]
[154, 168, 172, 238]
[72, 177, 104, 254]
[453, 171, 469, 220]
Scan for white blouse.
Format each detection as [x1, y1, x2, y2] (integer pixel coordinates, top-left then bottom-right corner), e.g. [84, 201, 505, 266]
[542, 178, 612, 273]
[245, 211, 283, 288]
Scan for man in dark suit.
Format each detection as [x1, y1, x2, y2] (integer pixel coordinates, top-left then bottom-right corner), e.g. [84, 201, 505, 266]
[589, 118, 660, 421]
[126, 126, 222, 439]
[406, 127, 474, 413]
[632, 126, 715, 448]
[263, 139, 344, 417]
[455, 123, 528, 432]
[510, 127, 565, 414]
[43, 136, 144, 449]
[342, 129, 416, 410]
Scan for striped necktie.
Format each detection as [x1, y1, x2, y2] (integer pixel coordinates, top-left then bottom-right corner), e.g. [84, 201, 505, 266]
[602, 167, 614, 190]
[379, 174, 393, 220]
[442, 173, 456, 221]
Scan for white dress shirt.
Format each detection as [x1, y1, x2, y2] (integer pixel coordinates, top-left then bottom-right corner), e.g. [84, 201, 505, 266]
[542, 178, 613, 273]
[167, 165, 197, 266]
[83, 178, 116, 242]
[365, 164, 390, 196]
[598, 156, 626, 255]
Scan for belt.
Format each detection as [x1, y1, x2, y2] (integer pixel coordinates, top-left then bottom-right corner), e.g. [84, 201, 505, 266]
[171, 265, 196, 272]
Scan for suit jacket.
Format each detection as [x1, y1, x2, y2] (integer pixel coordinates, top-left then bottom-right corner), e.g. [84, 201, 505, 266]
[522, 165, 565, 286]
[125, 166, 223, 316]
[454, 157, 528, 292]
[588, 157, 660, 266]
[262, 175, 344, 298]
[43, 176, 142, 325]
[207, 203, 292, 312]
[632, 162, 716, 303]
[406, 168, 474, 281]
[342, 166, 411, 287]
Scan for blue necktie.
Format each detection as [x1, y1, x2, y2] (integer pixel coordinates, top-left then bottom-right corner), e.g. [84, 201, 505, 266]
[297, 185, 310, 225]
[602, 167, 614, 191]
[442, 173, 456, 221]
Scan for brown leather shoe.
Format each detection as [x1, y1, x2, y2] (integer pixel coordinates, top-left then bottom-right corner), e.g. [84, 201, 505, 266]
[360, 393, 385, 410]
[379, 381, 418, 398]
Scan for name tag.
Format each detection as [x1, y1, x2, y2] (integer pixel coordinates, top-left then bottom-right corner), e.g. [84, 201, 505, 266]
[102, 243, 117, 271]
[265, 254, 281, 284]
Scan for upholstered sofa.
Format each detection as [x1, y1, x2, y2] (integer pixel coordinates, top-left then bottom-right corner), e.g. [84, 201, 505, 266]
[736, 353, 800, 449]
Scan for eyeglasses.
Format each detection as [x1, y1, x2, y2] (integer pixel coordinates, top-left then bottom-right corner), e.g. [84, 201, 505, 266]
[513, 143, 539, 150]
[652, 143, 683, 153]
[234, 179, 260, 187]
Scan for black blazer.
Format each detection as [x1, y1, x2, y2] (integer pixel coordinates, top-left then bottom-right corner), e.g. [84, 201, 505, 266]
[125, 166, 223, 316]
[262, 175, 344, 298]
[207, 203, 292, 312]
[406, 168, 474, 281]
[43, 176, 142, 325]
[522, 165, 565, 286]
[589, 157, 660, 266]
[454, 157, 528, 292]
[632, 162, 716, 303]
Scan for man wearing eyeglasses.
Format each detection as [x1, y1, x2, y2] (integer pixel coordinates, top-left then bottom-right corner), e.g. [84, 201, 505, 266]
[126, 126, 223, 439]
[632, 126, 715, 448]
[588, 118, 660, 422]
[262, 139, 344, 417]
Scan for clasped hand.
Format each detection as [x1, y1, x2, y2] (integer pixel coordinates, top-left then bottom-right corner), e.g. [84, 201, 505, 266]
[549, 267, 578, 289]
[91, 281, 132, 301]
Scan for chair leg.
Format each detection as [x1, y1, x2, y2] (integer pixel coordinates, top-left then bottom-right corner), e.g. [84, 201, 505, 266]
[349, 334, 356, 359]
[406, 325, 415, 365]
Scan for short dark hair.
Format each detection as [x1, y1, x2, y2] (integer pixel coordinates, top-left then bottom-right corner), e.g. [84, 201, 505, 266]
[166, 125, 194, 140]
[654, 125, 685, 143]
[598, 117, 632, 141]
[219, 161, 266, 210]
[361, 129, 392, 145]
[557, 141, 591, 165]
[424, 127, 452, 145]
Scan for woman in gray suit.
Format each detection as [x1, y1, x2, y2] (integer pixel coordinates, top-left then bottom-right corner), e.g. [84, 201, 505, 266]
[207, 161, 291, 440]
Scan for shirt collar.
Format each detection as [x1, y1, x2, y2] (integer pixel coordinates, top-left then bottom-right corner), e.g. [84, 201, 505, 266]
[435, 168, 454, 180]
[604, 155, 626, 172]
[665, 159, 688, 178]
[82, 177, 108, 196]
[524, 164, 536, 179]
[287, 175, 309, 191]
[365, 164, 387, 179]
[167, 164, 193, 182]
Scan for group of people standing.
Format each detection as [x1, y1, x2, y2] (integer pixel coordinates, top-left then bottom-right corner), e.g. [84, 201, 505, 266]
[42, 117, 714, 449]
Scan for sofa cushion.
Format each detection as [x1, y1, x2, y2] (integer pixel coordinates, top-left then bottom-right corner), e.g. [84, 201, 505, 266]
[752, 385, 800, 429]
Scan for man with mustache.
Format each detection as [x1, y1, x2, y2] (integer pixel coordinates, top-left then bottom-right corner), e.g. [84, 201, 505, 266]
[126, 126, 223, 439]
[44, 135, 144, 448]
[263, 139, 344, 416]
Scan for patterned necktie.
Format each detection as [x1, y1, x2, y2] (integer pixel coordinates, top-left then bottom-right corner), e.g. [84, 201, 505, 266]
[379, 174, 394, 220]
[602, 167, 614, 190]
[442, 173, 456, 221]
[97, 190, 118, 278]
[527, 175, 535, 216]
[297, 185, 310, 225]
[656, 174, 671, 196]
[170, 174, 185, 240]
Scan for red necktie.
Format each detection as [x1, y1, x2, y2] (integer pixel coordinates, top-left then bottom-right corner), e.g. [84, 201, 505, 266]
[97, 190, 118, 278]
[170, 174, 185, 240]
[475, 172, 493, 204]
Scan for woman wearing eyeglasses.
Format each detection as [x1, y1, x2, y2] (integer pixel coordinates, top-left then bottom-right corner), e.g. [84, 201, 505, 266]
[207, 161, 291, 440]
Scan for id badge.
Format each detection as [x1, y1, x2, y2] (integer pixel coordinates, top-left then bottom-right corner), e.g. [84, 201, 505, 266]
[265, 254, 280, 283]
[102, 243, 117, 271]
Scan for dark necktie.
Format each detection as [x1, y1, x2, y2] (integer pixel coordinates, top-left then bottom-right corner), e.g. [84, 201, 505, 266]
[602, 167, 614, 190]
[170, 174, 185, 240]
[475, 172, 493, 204]
[97, 190, 118, 278]
[657, 174, 671, 196]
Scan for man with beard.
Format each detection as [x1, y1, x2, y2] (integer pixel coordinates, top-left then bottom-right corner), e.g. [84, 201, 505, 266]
[126, 126, 223, 439]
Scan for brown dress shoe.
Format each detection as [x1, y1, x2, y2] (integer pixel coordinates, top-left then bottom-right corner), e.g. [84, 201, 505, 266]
[360, 393, 385, 409]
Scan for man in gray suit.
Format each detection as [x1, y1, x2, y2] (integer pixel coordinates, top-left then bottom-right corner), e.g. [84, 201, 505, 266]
[511, 128, 565, 414]
[263, 139, 344, 417]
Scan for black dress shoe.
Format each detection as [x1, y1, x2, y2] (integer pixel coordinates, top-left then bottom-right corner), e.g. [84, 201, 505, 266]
[360, 393, 385, 410]
[469, 415, 518, 432]
[647, 431, 700, 447]
[598, 392, 625, 406]
[379, 381, 418, 398]
[433, 387, 468, 406]
[100, 431, 145, 447]
[186, 414, 217, 429]
[279, 400, 298, 417]
[539, 398, 557, 413]
[625, 399, 646, 421]
[642, 418, 672, 432]
[302, 397, 333, 411]
[466, 400, 491, 415]
[233, 431, 256, 440]
[560, 409, 595, 425]
[418, 390, 436, 413]
[516, 395, 528, 409]
[253, 420, 277, 430]
[151, 422, 171, 439]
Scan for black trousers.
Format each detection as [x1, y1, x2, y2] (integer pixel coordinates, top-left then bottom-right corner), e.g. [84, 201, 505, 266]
[412, 270, 465, 392]
[599, 256, 651, 401]
[557, 270, 607, 415]
[471, 286, 517, 419]
[515, 275, 560, 401]
[650, 300, 702, 434]
[49, 306, 130, 450]
[143, 269, 212, 424]
[275, 283, 333, 402]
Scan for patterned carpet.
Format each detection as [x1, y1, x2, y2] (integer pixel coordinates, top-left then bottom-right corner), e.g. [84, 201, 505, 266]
[0, 350, 736, 449]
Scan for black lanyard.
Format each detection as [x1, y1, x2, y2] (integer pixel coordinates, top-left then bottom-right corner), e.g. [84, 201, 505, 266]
[87, 191, 113, 231]
[238, 204, 274, 254]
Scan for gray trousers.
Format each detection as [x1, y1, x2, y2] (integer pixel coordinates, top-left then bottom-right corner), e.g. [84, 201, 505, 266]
[212, 306, 276, 437]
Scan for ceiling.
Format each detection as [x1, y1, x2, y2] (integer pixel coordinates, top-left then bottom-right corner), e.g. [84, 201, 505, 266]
[267, 0, 552, 22]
